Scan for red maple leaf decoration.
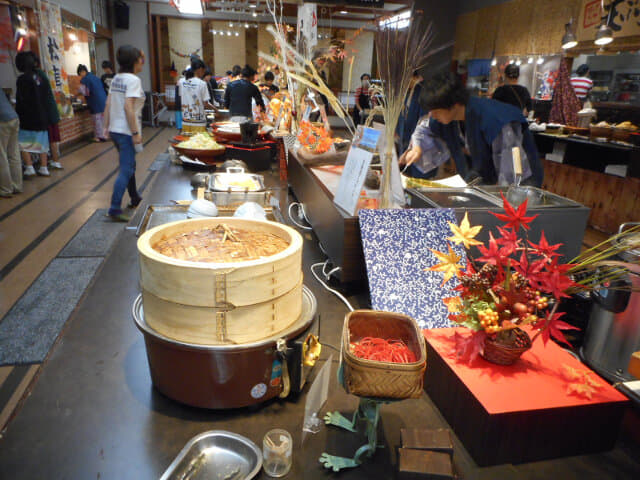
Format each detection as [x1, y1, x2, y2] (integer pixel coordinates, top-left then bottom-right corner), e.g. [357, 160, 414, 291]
[454, 330, 487, 363]
[537, 312, 579, 346]
[529, 231, 562, 259]
[538, 259, 578, 300]
[494, 226, 520, 257]
[476, 232, 505, 266]
[490, 193, 539, 231]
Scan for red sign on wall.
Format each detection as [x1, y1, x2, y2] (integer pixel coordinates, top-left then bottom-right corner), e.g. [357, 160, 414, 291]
[583, 0, 601, 29]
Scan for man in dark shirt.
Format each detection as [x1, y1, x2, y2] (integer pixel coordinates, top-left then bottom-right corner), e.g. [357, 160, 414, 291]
[224, 65, 265, 122]
[101, 60, 115, 94]
[492, 64, 532, 114]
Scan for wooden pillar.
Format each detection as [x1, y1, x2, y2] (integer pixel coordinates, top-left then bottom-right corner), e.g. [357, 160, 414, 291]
[202, 19, 214, 72]
[246, 27, 258, 72]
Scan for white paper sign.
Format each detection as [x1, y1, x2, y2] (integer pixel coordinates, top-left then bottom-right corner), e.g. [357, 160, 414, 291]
[297, 3, 318, 55]
[333, 146, 373, 216]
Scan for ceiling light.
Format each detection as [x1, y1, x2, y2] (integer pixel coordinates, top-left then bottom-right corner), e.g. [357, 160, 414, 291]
[175, 0, 203, 16]
[537, 57, 544, 65]
[229, 22, 234, 27]
[245, 23, 249, 28]
[491, 58, 497, 66]
[235, 31, 239, 36]
[528, 57, 533, 64]
[509, 59, 515, 64]
[250, 4, 256, 8]
[562, 19, 578, 49]
[68, 31, 77, 41]
[515, 59, 522, 66]
[339, 10, 348, 15]
[211, 29, 216, 35]
[595, 23, 613, 45]
[252, 12, 257, 17]
[227, 31, 232, 36]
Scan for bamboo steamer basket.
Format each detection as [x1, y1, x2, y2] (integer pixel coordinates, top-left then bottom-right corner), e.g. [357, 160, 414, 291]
[137, 218, 303, 345]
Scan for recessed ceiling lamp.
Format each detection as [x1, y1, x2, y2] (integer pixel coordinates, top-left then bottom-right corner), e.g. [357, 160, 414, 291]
[491, 58, 497, 66]
[175, 0, 203, 16]
[515, 59, 522, 66]
[211, 29, 216, 35]
[229, 22, 234, 27]
[235, 31, 239, 36]
[245, 22, 249, 28]
[561, 18, 578, 49]
[252, 11, 257, 17]
[528, 57, 533, 64]
[250, 4, 256, 8]
[227, 31, 232, 36]
[339, 10, 348, 15]
[594, 1, 613, 45]
[537, 57, 544, 65]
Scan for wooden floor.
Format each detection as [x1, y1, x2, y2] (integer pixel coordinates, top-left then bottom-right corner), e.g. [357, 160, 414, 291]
[0, 127, 173, 433]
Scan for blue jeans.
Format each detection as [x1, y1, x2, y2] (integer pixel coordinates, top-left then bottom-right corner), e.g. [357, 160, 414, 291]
[109, 132, 140, 216]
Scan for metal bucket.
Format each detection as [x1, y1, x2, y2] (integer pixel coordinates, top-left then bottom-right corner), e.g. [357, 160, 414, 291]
[133, 286, 317, 409]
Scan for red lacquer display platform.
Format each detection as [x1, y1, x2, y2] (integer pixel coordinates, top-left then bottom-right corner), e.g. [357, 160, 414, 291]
[423, 328, 629, 466]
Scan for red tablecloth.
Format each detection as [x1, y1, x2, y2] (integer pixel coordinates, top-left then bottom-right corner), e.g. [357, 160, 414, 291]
[423, 328, 627, 415]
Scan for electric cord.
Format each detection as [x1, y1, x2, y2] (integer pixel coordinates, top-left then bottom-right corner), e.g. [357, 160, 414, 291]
[310, 260, 354, 312]
[287, 202, 312, 230]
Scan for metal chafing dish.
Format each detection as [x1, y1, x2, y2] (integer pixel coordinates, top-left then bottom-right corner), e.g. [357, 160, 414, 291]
[209, 167, 265, 192]
[160, 430, 261, 480]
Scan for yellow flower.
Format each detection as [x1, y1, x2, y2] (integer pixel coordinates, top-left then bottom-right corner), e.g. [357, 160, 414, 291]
[443, 296, 463, 313]
[448, 212, 483, 249]
[428, 245, 463, 285]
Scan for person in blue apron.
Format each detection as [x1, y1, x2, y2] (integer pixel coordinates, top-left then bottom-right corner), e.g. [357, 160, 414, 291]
[422, 73, 543, 186]
[77, 64, 108, 142]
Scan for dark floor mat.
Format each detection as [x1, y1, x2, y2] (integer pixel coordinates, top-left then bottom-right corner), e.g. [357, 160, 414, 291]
[0, 257, 102, 365]
[58, 209, 124, 258]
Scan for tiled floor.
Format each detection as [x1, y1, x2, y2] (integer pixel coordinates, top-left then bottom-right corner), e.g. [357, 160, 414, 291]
[0, 127, 173, 433]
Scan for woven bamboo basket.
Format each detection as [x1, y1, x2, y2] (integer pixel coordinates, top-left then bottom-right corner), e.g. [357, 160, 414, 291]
[481, 328, 532, 366]
[341, 310, 427, 399]
[137, 218, 303, 345]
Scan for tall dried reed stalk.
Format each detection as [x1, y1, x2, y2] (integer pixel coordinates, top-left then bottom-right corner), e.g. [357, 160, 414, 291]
[374, 11, 449, 207]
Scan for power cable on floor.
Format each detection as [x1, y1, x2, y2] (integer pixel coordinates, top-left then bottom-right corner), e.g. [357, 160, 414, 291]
[287, 202, 313, 230]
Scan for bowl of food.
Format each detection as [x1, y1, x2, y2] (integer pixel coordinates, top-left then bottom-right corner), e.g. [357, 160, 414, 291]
[173, 133, 226, 164]
[590, 121, 613, 140]
[612, 121, 639, 142]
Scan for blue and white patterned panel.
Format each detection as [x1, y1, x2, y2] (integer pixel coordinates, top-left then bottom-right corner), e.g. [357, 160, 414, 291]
[358, 208, 466, 329]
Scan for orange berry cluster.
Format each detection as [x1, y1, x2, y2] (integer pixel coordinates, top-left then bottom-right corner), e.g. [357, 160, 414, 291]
[478, 308, 500, 333]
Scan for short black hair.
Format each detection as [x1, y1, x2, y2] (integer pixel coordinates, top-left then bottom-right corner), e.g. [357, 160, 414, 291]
[576, 64, 590, 76]
[241, 65, 256, 78]
[421, 72, 469, 111]
[116, 45, 142, 73]
[264, 71, 275, 81]
[360, 73, 371, 80]
[226, 70, 233, 75]
[102, 60, 113, 70]
[191, 59, 205, 71]
[15, 51, 35, 73]
[505, 64, 520, 79]
[204, 68, 212, 76]
[185, 69, 194, 79]
[232, 65, 242, 77]
[29, 51, 40, 69]
[77, 64, 88, 75]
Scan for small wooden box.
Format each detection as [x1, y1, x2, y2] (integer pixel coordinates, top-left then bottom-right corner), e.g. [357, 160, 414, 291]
[398, 448, 454, 480]
[401, 429, 453, 455]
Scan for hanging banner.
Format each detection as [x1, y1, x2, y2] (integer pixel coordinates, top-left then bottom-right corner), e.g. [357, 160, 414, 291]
[297, 3, 317, 56]
[577, 0, 640, 42]
[39, 1, 73, 118]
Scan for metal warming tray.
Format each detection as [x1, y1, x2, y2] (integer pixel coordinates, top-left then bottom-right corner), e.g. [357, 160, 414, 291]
[209, 169, 265, 192]
[136, 203, 281, 236]
[476, 185, 583, 208]
[408, 188, 501, 209]
[160, 430, 261, 480]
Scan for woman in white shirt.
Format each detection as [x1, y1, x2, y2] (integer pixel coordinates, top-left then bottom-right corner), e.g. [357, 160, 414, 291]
[102, 45, 146, 221]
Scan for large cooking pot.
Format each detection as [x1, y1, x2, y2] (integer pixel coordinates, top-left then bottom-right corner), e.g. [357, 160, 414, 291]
[133, 287, 318, 409]
[582, 223, 640, 381]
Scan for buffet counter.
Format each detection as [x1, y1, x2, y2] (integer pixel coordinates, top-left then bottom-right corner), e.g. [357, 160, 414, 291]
[0, 161, 637, 479]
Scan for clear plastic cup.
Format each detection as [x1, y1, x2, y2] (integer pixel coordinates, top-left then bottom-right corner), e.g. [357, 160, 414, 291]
[263, 429, 292, 477]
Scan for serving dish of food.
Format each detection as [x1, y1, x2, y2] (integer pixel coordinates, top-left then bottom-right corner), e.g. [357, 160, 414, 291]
[173, 133, 226, 164]
[209, 170, 265, 192]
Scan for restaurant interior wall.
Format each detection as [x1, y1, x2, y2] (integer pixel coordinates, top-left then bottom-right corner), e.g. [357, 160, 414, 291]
[458, 0, 511, 15]
[414, 0, 460, 78]
[94, 38, 110, 71]
[211, 20, 246, 75]
[168, 17, 202, 73]
[53, 0, 92, 23]
[341, 30, 374, 92]
[111, 0, 152, 91]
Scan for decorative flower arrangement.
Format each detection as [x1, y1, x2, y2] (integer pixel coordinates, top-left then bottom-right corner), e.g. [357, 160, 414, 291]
[429, 194, 639, 365]
[297, 120, 334, 154]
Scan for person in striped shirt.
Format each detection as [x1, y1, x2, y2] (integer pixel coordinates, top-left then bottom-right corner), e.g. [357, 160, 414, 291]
[570, 64, 593, 101]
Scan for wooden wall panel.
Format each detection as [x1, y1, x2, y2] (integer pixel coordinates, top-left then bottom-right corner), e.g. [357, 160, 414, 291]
[473, 5, 501, 59]
[202, 20, 214, 72]
[529, 0, 581, 54]
[542, 160, 640, 233]
[494, 0, 535, 56]
[453, 11, 478, 61]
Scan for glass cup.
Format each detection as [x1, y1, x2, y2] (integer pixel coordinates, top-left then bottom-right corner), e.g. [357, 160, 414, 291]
[263, 429, 292, 477]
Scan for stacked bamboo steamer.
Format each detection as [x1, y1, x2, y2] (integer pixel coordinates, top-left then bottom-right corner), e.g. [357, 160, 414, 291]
[137, 218, 303, 345]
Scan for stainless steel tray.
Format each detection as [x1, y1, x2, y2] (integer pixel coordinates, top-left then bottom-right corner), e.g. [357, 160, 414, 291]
[475, 186, 583, 208]
[209, 172, 265, 192]
[136, 203, 281, 236]
[160, 430, 261, 480]
[410, 187, 501, 209]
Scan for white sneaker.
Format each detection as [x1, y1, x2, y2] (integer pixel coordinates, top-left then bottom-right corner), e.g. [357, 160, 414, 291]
[24, 165, 36, 176]
[37, 166, 50, 176]
[50, 162, 63, 169]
